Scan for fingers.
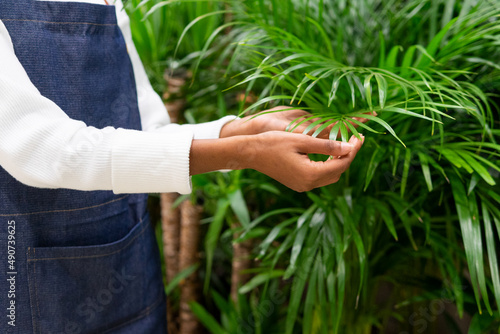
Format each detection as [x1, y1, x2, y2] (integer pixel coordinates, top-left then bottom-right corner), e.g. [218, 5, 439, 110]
[352, 111, 377, 124]
[306, 134, 364, 189]
[297, 135, 354, 156]
[327, 135, 363, 172]
[298, 111, 377, 139]
[255, 107, 376, 140]
[330, 134, 364, 170]
[253, 131, 364, 192]
[289, 116, 326, 134]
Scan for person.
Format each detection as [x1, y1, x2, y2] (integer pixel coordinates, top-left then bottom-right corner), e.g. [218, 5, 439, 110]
[0, 0, 364, 333]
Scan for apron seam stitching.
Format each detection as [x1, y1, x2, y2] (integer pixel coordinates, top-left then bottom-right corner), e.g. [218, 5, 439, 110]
[34, 249, 41, 334]
[0, 195, 129, 217]
[101, 294, 164, 334]
[0, 18, 117, 26]
[27, 217, 149, 261]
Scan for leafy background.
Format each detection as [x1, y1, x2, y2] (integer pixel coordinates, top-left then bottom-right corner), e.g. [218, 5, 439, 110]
[126, 0, 500, 333]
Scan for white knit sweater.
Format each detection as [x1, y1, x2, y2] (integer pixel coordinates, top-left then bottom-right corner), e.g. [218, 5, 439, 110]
[0, 0, 236, 195]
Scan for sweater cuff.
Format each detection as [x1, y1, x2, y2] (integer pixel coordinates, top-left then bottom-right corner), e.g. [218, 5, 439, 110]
[190, 115, 239, 139]
[111, 128, 193, 194]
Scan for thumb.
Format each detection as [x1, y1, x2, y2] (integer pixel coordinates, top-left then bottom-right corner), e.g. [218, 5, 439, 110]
[297, 135, 354, 156]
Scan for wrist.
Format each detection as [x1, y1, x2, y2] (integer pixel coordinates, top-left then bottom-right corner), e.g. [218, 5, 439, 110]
[238, 134, 259, 170]
[189, 135, 254, 175]
[219, 118, 240, 138]
[219, 117, 256, 138]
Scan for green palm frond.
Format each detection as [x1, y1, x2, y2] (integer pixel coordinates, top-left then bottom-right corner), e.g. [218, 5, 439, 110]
[133, 0, 500, 333]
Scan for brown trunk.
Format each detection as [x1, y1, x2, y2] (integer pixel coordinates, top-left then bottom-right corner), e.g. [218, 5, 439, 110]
[163, 70, 189, 123]
[224, 3, 233, 34]
[231, 224, 253, 305]
[161, 69, 192, 333]
[179, 200, 202, 334]
[160, 193, 181, 334]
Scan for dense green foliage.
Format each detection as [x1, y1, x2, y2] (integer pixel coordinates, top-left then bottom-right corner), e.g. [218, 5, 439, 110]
[129, 0, 500, 333]
[126, 0, 224, 91]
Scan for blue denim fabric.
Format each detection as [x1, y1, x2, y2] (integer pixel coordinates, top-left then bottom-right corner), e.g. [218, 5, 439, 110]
[0, 1, 166, 333]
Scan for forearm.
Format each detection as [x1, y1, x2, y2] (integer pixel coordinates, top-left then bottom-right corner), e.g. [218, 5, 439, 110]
[190, 131, 363, 192]
[190, 136, 252, 175]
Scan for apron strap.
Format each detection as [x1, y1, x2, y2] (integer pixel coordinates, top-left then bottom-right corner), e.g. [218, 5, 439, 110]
[1, 1, 117, 24]
[0, 0, 35, 20]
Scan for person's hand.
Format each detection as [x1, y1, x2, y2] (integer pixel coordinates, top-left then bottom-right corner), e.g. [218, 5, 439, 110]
[245, 132, 364, 192]
[220, 106, 374, 139]
[190, 131, 365, 192]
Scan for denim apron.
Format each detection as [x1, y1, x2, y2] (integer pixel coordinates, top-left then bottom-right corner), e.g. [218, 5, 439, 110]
[0, 0, 167, 333]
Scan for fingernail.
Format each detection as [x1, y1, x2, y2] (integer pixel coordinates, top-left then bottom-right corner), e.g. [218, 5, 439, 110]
[373, 111, 378, 116]
[341, 142, 354, 150]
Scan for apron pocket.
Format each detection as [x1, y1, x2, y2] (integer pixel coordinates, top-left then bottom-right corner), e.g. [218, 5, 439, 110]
[27, 213, 164, 334]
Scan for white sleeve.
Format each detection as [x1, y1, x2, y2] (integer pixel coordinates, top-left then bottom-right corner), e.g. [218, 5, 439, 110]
[0, 15, 232, 195]
[115, 0, 237, 138]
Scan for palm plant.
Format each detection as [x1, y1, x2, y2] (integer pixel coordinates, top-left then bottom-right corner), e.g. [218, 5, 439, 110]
[173, 0, 500, 333]
[125, 0, 225, 91]
[126, 3, 232, 333]
[131, 0, 500, 332]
